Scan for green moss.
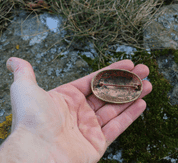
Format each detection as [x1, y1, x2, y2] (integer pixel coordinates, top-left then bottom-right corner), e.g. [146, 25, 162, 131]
[173, 50, 178, 64]
[81, 48, 178, 162]
[151, 48, 178, 65]
[78, 53, 110, 72]
[0, 114, 12, 139]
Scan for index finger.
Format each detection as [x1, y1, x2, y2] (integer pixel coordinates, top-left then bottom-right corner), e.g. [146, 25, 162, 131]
[65, 59, 134, 96]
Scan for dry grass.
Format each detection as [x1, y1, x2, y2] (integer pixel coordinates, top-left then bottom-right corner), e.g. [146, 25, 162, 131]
[51, 0, 165, 49]
[0, 0, 169, 60]
[0, 0, 15, 36]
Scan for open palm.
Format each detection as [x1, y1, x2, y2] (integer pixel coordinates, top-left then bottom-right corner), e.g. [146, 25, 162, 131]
[7, 57, 152, 163]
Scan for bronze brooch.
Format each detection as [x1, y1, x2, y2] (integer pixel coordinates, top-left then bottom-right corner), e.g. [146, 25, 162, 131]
[91, 69, 143, 104]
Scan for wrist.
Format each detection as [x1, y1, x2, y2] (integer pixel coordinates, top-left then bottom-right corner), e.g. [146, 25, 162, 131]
[0, 126, 55, 163]
[0, 125, 97, 163]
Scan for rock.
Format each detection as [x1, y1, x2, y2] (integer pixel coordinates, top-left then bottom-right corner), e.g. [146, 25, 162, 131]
[144, 4, 178, 49]
[142, 3, 178, 105]
[80, 51, 95, 59]
[0, 9, 92, 143]
[156, 54, 178, 105]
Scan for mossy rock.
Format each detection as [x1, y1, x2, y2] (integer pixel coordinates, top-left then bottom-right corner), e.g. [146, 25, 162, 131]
[80, 48, 178, 162]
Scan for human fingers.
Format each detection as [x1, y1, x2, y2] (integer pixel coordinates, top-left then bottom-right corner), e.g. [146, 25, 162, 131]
[6, 57, 39, 131]
[6, 57, 37, 84]
[131, 64, 149, 79]
[87, 64, 150, 112]
[52, 60, 134, 96]
[102, 99, 146, 146]
[96, 80, 152, 127]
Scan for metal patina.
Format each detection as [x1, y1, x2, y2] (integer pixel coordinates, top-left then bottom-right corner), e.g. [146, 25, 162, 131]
[91, 69, 143, 104]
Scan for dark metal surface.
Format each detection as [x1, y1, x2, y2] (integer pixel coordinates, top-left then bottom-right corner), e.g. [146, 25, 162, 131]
[91, 69, 143, 104]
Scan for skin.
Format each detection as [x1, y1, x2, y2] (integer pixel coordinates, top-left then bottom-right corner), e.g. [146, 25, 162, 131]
[0, 57, 152, 163]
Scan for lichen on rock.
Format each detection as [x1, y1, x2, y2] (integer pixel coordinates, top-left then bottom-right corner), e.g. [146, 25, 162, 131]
[0, 114, 12, 140]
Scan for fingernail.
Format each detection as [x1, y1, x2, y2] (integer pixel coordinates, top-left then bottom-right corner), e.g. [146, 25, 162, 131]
[6, 58, 14, 73]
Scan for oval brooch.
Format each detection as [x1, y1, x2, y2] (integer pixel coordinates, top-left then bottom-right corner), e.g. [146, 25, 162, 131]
[91, 69, 143, 104]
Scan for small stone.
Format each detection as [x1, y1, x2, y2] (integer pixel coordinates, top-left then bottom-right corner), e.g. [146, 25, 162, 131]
[50, 48, 56, 54]
[29, 32, 48, 46]
[0, 109, 5, 116]
[81, 52, 95, 59]
[75, 60, 86, 68]
[47, 68, 54, 76]
[36, 53, 41, 59]
[55, 68, 62, 77]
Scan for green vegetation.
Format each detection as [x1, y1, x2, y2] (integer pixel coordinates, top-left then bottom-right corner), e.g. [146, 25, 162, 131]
[81, 48, 178, 162]
[78, 53, 111, 71]
[0, 0, 165, 57]
[119, 49, 178, 162]
[173, 50, 178, 64]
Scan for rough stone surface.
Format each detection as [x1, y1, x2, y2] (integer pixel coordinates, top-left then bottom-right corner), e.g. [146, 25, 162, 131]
[0, 10, 92, 143]
[144, 4, 178, 49]
[156, 54, 178, 105]
[143, 4, 178, 105]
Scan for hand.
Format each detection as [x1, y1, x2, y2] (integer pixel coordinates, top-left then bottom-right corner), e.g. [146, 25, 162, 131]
[5, 57, 152, 163]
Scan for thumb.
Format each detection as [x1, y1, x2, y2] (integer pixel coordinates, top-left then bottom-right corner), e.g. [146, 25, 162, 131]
[6, 57, 39, 131]
[6, 57, 37, 84]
